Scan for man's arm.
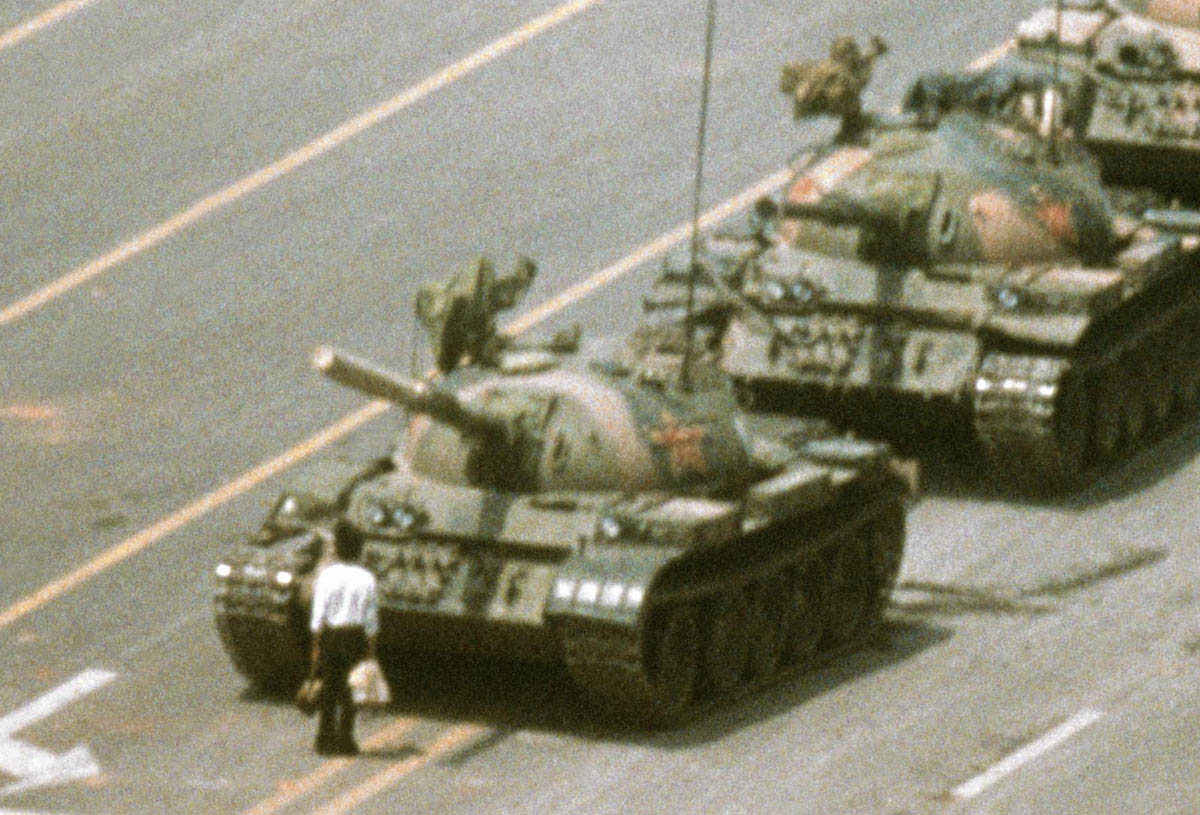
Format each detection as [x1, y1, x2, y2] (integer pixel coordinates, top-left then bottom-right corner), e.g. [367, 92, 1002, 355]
[363, 575, 380, 659]
[309, 572, 327, 674]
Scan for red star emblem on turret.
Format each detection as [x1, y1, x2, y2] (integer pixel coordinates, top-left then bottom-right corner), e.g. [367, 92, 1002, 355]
[649, 412, 707, 477]
[1031, 186, 1077, 243]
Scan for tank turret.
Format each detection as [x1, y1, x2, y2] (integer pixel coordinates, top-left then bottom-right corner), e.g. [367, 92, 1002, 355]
[904, 2, 1200, 203]
[761, 112, 1117, 267]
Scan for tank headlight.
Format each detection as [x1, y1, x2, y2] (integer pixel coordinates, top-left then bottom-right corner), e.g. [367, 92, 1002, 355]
[597, 516, 623, 540]
[214, 563, 233, 579]
[789, 281, 815, 304]
[577, 580, 601, 604]
[275, 570, 293, 586]
[392, 507, 416, 531]
[278, 495, 299, 515]
[996, 287, 1021, 310]
[553, 578, 577, 601]
[367, 504, 388, 526]
[763, 279, 786, 302]
[600, 583, 624, 607]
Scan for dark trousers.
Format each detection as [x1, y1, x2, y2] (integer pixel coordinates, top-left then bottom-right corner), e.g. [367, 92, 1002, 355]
[314, 625, 367, 753]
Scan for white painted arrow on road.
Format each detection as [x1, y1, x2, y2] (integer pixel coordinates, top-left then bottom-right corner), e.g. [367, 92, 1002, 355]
[0, 669, 116, 796]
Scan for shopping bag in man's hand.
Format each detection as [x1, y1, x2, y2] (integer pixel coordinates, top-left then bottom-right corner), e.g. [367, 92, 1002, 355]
[348, 658, 390, 707]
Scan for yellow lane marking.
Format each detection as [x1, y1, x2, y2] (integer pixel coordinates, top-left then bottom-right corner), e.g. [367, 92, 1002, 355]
[0, 0, 100, 53]
[0, 0, 602, 328]
[1, 403, 59, 421]
[967, 38, 1015, 72]
[242, 718, 418, 815]
[0, 402, 386, 630]
[307, 725, 484, 815]
[0, 169, 789, 632]
[508, 168, 792, 334]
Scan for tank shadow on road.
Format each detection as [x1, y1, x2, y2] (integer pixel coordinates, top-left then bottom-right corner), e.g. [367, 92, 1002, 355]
[336, 617, 952, 749]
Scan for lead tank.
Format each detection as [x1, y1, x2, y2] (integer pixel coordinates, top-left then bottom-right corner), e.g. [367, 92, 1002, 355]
[640, 94, 1200, 490]
[905, 0, 1200, 203]
[213, 263, 909, 723]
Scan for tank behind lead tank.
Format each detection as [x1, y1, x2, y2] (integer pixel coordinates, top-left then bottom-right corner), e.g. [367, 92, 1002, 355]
[212, 262, 910, 723]
[636, 39, 1200, 491]
[905, 0, 1200, 204]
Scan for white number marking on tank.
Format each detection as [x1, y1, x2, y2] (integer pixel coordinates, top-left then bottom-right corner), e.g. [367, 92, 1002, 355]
[0, 669, 117, 796]
[950, 708, 1105, 800]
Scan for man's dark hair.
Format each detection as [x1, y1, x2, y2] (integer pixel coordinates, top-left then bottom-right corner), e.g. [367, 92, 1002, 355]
[332, 520, 364, 562]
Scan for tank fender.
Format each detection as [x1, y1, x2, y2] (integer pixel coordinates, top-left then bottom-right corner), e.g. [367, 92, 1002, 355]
[982, 312, 1095, 348]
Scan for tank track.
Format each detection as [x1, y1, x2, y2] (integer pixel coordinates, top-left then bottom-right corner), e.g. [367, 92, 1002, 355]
[974, 296, 1200, 489]
[973, 354, 1080, 488]
[559, 496, 905, 726]
[214, 586, 309, 692]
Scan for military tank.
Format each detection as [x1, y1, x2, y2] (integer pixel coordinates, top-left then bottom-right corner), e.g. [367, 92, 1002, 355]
[213, 262, 909, 723]
[904, 0, 1200, 204]
[639, 72, 1200, 490]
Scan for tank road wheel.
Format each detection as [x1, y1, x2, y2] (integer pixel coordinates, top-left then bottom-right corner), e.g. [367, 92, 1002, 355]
[702, 591, 750, 695]
[1048, 372, 1088, 485]
[745, 575, 789, 681]
[1119, 361, 1148, 446]
[1090, 368, 1123, 463]
[821, 541, 871, 645]
[784, 564, 824, 664]
[864, 504, 906, 623]
[647, 605, 700, 718]
[1141, 347, 1174, 434]
[1172, 348, 1200, 414]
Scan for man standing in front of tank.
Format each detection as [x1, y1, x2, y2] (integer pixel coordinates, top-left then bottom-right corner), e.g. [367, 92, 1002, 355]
[310, 520, 379, 756]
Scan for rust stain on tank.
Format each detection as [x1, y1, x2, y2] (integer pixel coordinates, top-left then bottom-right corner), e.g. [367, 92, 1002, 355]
[649, 412, 707, 476]
[970, 189, 1064, 262]
[1032, 187, 1077, 243]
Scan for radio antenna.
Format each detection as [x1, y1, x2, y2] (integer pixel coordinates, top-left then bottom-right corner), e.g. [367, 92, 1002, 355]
[1049, 0, 1064, 162]
[680, 0, 718, 392]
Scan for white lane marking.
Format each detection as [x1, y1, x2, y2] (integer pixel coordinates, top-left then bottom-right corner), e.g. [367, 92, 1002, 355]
[0, 0, 101, 54]
[0, 808, 71, 815]
[951, 709, 1105, 800]
[0, 0, 601, 328]
[0, 668, 117, 796]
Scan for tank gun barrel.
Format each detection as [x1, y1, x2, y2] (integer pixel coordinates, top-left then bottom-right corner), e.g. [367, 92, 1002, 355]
[312, 346, 498, 438]
[780, 194, 902, 233]
[1141, 208, 1200, 233]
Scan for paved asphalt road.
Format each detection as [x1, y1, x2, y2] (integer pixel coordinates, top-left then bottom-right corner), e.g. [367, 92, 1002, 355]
[3, 1, 1199, 813]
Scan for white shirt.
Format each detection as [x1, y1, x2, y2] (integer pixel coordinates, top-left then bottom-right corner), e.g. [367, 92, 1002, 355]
[310, 562, 379, 637]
